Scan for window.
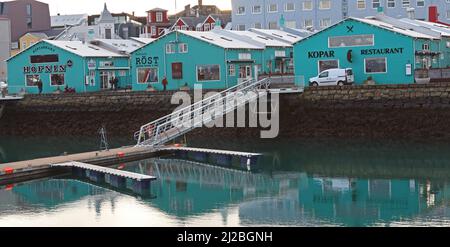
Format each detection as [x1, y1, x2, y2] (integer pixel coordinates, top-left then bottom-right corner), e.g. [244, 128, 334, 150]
[269, 21, 278, 29]
[329, 34, 374, 48]
[166, 43, 175, 54]
[268, 4, 278, 13]
[22, 42, 27, 50]
[285, 20, 296, 29]
[122, 27, 129, 39]
[365, 57, 387, 73]
[254, 23, 262, 29]
[402, 0, 410, 8]
[303, 0, 313, 10]
[197, 65, 220, 81]
[179, 43, 188, 53]
[239, 53, 251, 60]
[422, 43, 430, 50]
[387, 0, 395, 8]
[204, 23, 210, 31]
[26, 4, 32, 16]
[151, 26, 156, 35]
[319, 0, 331, 9]
[30, 54, 59, 63]
[237, 6, 246, 15]
[156, 12, 163, 22]
[26, 74, 40, 86]
[275, 50, 286, 57]
[318, 60, 339, 73]
[228, 64, 236, 76]
[357, 0, 366, 9]
[320, 18, 331, 28]
[304, 19, 313, 28]
[50, 74, 65, 86]
[137, 68, 158, 83]
[252, 5, 261, 14]
[172, 63, 183, 79]
[372, 0, 381, 9]
[236, 24, 246, 31]
[319, 71, 329, 78]
[285, 3, 295, 12]
[417, 0, 425, 7]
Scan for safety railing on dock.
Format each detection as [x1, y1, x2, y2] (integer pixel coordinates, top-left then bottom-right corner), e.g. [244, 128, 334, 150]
[135, 78, 271, 147]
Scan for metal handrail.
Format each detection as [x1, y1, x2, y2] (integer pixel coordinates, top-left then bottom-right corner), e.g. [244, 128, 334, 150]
[136, 78, 271, 147]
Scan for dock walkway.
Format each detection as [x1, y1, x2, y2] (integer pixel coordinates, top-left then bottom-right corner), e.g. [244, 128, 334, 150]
[52, 161, 156, 181]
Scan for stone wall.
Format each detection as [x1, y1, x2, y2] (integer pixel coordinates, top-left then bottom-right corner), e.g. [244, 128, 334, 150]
[3, 84, 450, 141]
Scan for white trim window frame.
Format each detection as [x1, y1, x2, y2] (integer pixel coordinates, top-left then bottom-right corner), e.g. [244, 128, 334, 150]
[196, 64, 221, 82]
[364, 57, 387, 74]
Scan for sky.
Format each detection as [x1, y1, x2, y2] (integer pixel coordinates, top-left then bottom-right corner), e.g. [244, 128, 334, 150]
[37, 0, 232, 16]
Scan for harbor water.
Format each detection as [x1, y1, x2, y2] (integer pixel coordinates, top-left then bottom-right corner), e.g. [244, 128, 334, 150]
[1, 137, 450, 227]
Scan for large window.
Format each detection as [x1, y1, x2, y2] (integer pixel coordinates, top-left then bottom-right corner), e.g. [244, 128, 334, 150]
[26, 74, 40, 86]
[166, 43, 175, 54]
[137, 67, 158, 83]
[365, 57, 387, 73]
[357, 0, 366, 9]
[402, 0, 410, 8]
[252, 5, 261, 14]
[178, 43, 188, 53]
[51, 74, 65, 86]
[329, 34, 374, 48]
[387, 0, 395, 8]
[319, 0, 331, 9]
[237, 6, 246, 15]
[304, 19, 313, 29]
[30, 54, 59, 63]
[303, 0, 313, 10]
[238, 53, 251, 60]
[372, 0, 381, 9]
[416, 0, 425, 7]
[318, 60, 339, 73]
[172, 63, 183, 79]
[228, 64, 236, 76]
[267, 4, 278, 13]
[156, 12, 163, 22]
[285, 3, 295, 12]
[269, 21, 278, 29]
[320, 18, 331, 28]
[197, 65, 220, 82]
[285, 20, 296, 29]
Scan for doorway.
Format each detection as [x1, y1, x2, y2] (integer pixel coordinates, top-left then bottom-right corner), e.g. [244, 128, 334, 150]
[100, 71, 115, 89]
[238, 65, 252, 84]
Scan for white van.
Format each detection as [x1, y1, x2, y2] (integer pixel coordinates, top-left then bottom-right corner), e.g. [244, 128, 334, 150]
[309, 68, 354, 87]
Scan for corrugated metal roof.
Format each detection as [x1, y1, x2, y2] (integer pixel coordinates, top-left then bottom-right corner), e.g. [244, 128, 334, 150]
[248, 29, 303, 44]
[45, 40, 127, 57]
[354, 17, 438, 39]
[178, 30, 264, 49]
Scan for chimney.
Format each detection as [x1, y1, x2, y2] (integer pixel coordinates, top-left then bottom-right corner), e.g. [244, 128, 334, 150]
[198, 0, 203, 7]
[429, 6, 438, 23]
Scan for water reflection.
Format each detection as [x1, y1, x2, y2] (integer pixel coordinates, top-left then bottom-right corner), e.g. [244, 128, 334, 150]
[1, 143, 450, 226]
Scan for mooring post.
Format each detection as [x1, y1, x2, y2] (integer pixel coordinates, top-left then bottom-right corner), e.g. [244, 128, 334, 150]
[240, 156, 259, 171]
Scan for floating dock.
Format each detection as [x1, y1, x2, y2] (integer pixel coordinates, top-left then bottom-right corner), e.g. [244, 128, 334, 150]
[52, 161, 156, 195]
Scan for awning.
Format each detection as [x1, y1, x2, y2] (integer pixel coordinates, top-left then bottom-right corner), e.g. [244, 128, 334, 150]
[97, 67, 130, 70]
[226, 59, 255, 64]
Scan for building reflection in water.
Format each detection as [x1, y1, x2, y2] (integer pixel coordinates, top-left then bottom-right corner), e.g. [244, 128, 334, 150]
[4, 157, 450, 226]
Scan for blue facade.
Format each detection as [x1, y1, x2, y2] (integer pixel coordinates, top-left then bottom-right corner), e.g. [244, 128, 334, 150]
[7, 40, 130, 94]
[293, 18, 446, 85]
[231, 0, 450, 31]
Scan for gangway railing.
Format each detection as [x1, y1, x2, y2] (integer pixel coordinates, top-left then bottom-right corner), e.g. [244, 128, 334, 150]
[135, 78, 271, 147]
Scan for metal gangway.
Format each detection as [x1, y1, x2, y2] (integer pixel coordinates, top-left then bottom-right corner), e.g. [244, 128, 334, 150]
[135, 78, 271, 147]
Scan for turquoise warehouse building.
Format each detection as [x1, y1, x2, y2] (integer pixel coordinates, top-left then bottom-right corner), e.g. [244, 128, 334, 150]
[7, 40, 131, 94]
[294, 16, 450, 86]
[130, 28, 299, 91]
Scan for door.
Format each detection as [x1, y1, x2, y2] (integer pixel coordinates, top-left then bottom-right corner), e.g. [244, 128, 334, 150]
[318, 71, 332, 86]
[238, 65, 252, 84]
[100, 71, 115, 89]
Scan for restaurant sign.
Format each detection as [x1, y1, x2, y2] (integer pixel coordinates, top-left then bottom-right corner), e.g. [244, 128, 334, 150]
[23, 64, 67, 74]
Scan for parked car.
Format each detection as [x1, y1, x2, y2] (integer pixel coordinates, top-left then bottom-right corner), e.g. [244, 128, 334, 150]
[309, 68, 354, 87]
[0, 81, 7, 97]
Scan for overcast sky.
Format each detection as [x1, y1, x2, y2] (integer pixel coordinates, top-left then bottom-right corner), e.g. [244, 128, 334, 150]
[37, 0, 232, 16]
